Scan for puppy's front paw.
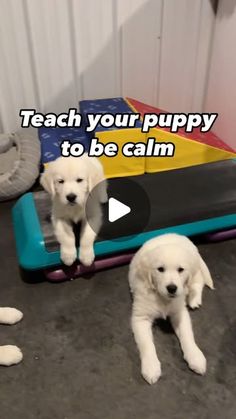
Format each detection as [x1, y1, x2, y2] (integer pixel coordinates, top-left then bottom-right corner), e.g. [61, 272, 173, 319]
[0, 345, 23, 366]
[141, 356, 162, 385]
[0, 308, 23, 325]
[79, 246, 95, 267]
[100, 191, 108, 204]
[185, 347, 206, 375]
[61, 247, 77, 266]
[188, 294, 202, 309]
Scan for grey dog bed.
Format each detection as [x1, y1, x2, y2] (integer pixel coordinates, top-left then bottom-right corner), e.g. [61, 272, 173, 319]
[0, 131, 41, 201]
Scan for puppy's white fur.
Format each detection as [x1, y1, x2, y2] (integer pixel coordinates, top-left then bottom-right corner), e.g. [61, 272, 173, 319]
[40, 155, 107, 266]
[129, 233, 214, 384]
[0, 308, 23, 366]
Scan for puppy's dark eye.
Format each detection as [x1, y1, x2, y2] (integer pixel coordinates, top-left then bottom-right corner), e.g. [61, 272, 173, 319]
[157, 266, 165, 273]
[58, 179, 64, 184]
[76, 178, 83, 183]
[178, 267, 184, 273]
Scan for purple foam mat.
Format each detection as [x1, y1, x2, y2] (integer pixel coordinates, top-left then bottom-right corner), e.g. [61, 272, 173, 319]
[206, 228, 236, 242]
[44, 252, 134, 281]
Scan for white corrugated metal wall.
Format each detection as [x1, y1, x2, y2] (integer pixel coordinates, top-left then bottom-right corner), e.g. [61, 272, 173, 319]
[204, 0, 236, 149]
[0, 0, 215, 133]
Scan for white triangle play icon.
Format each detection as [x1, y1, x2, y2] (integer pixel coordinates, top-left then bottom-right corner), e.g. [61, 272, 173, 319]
[108, 197, 131, 223]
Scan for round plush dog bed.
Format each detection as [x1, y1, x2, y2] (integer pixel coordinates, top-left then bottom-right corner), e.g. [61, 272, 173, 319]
[0, 131, 40, 201]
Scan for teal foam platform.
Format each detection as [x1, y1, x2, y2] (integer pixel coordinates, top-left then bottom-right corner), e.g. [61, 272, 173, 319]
[12, 159, 236, 271]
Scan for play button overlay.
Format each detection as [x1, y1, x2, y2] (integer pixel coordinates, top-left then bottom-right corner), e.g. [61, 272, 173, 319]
[85, 177, 150, 242]
[108, 198, 131, 222]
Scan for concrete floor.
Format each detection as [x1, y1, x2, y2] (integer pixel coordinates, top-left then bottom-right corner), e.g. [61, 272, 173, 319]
[0, 199, 236, 419]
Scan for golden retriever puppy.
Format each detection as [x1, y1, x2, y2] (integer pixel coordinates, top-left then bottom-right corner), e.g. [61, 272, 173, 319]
[129, 233, 214, 384]
[0, 307, 23, 366]
[40, 155, 107, 266]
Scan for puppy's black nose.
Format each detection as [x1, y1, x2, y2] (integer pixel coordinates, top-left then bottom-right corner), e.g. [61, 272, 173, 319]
[66, 193, 77, 203]
[167, 284, 177, 294]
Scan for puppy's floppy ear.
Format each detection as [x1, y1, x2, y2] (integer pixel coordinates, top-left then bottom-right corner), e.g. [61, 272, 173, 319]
[146, 270, 156, 291]
[40, 165, 55, 196]
[139, 255, 156, 291]
[198, 254, 214, 289]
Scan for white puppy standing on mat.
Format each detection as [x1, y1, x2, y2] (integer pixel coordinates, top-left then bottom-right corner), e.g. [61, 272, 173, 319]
[0, 307, 23, 366]
[40, 155, 107, 267]
[129, 233, 214, 384]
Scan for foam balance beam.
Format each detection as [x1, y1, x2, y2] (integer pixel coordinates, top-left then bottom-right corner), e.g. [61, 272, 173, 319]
[12, 159, 236, 274]
[44, 252, 134, 281]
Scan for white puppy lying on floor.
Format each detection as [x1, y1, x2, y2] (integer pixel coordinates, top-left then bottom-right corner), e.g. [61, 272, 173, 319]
[40, 155, 107, 267]
[0, 307, 23, 366]
[129, 233, 214, 384]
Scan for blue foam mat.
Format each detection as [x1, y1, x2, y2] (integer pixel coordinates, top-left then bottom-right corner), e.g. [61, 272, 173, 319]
[79, 97, 142, 135]
[39, 126, 90, 164]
